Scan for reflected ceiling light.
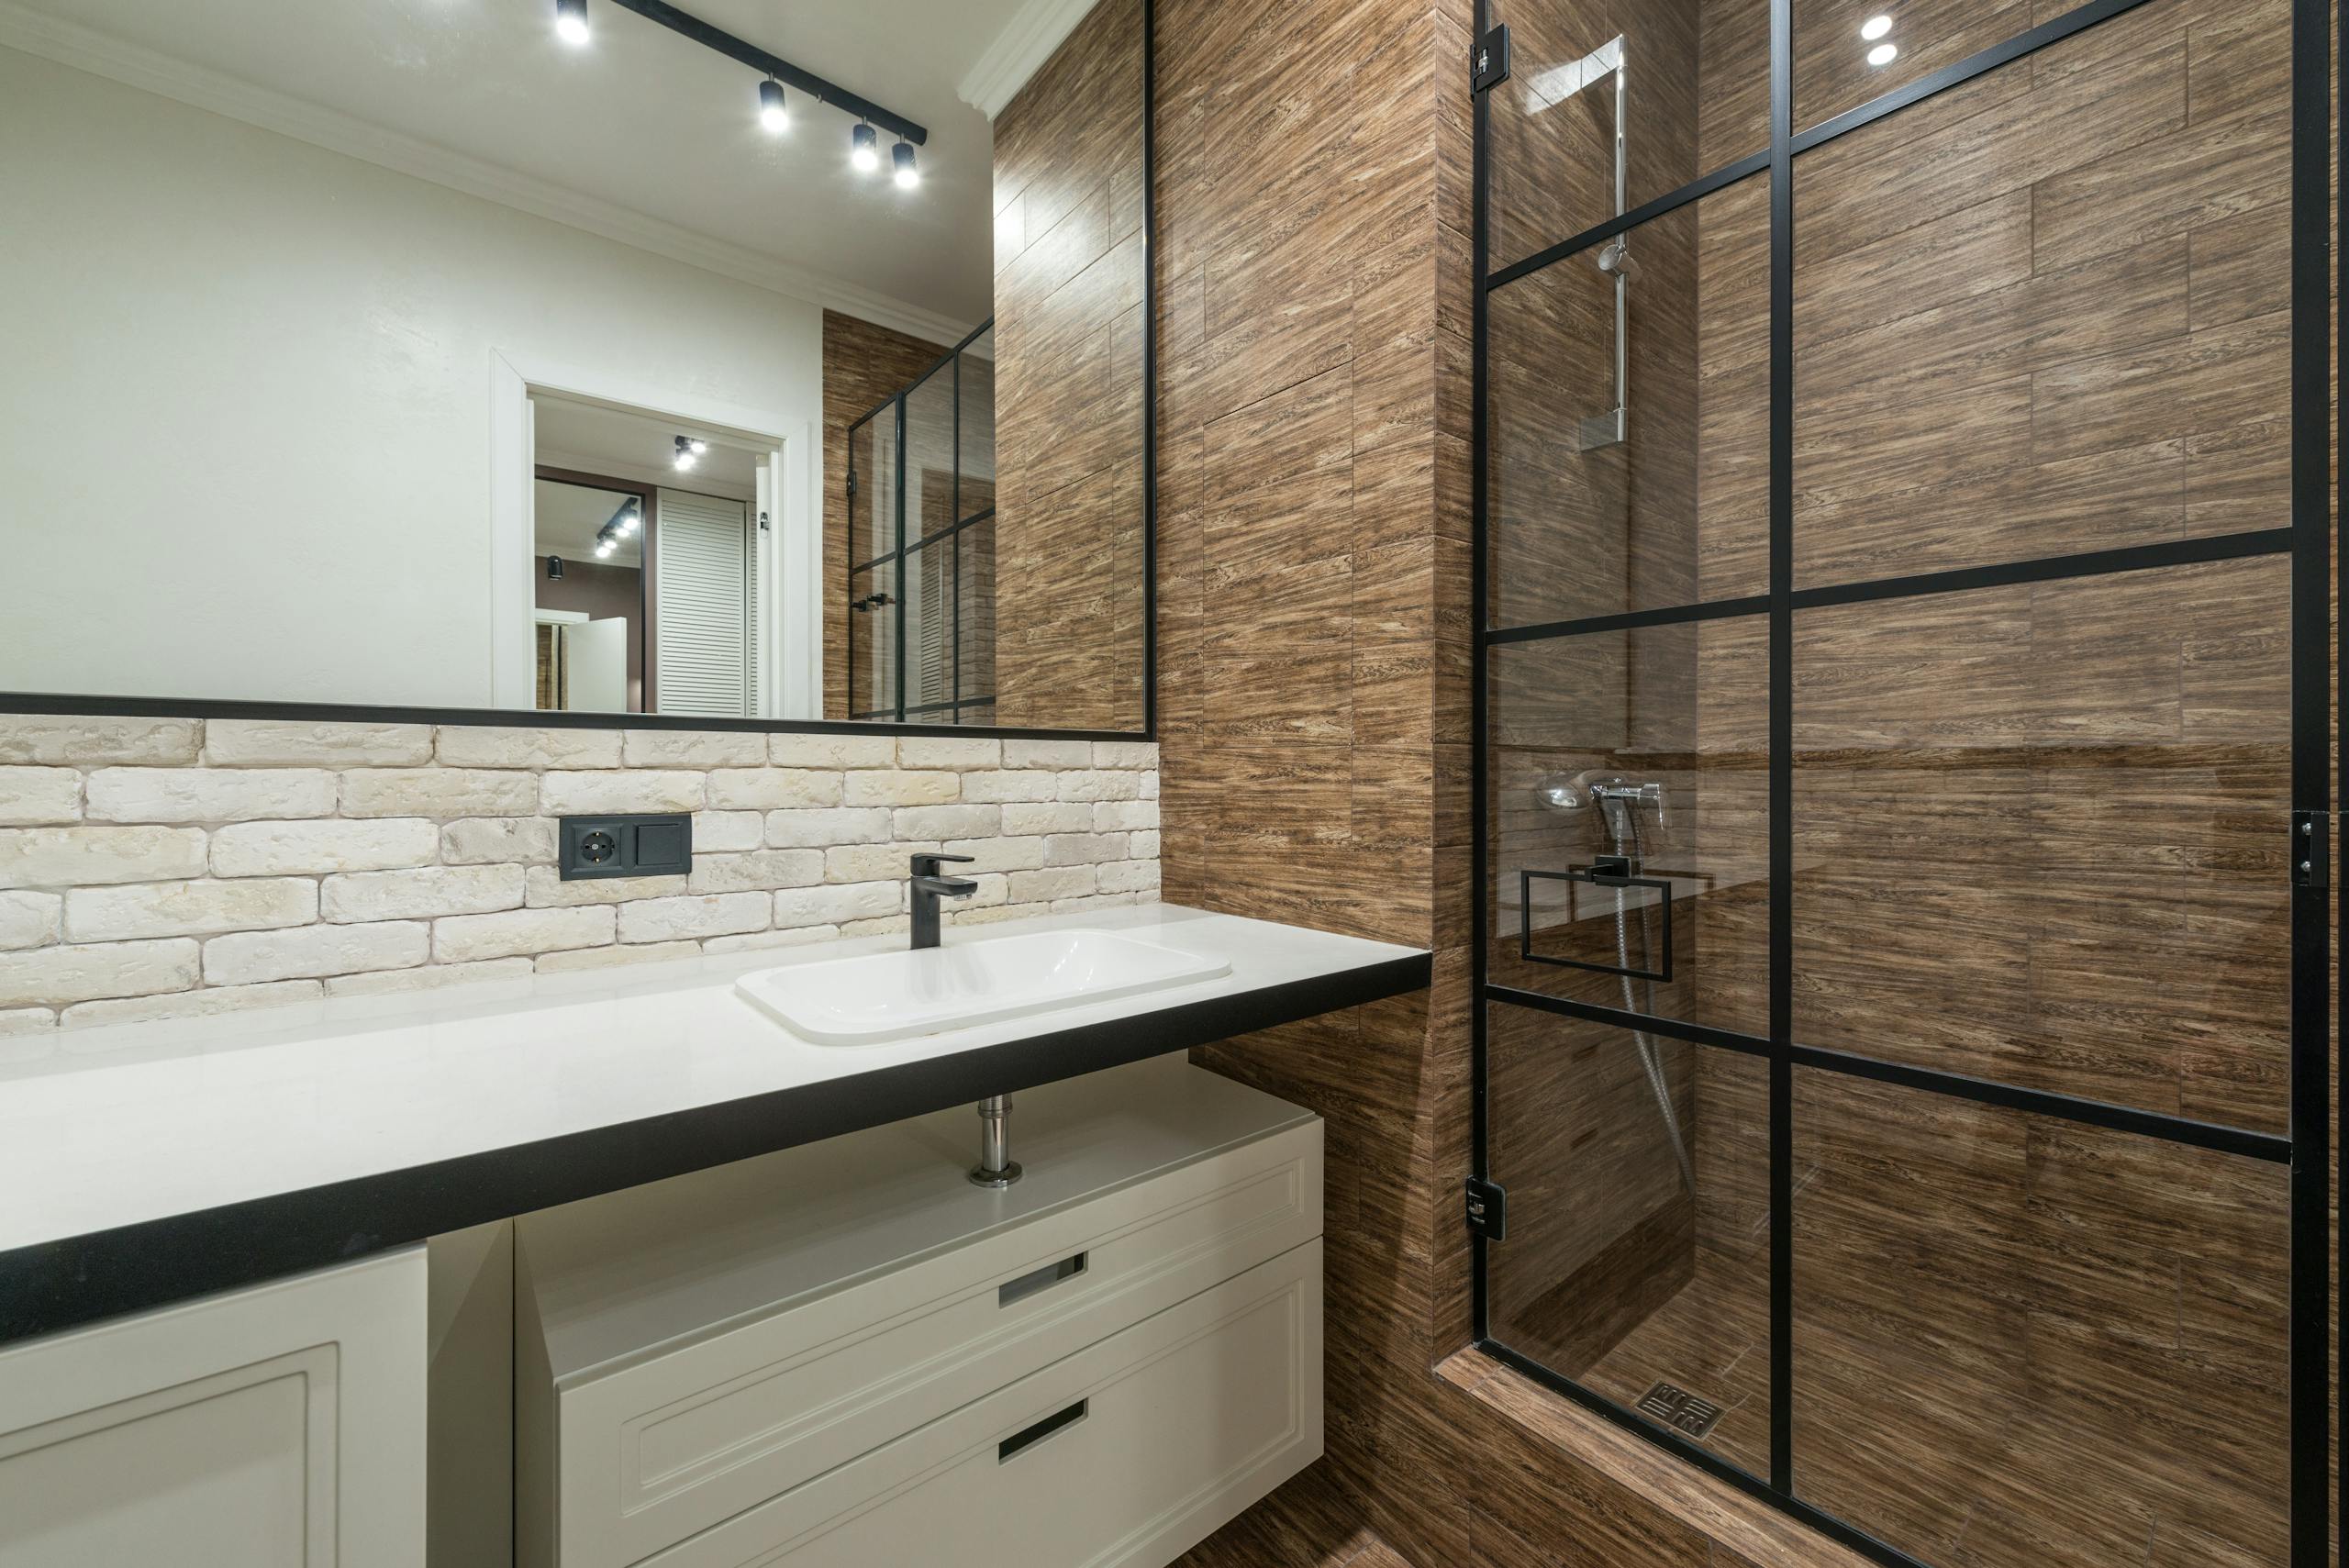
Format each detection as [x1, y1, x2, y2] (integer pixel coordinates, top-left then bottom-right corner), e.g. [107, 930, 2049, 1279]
[595, 540, 616, 559]
[674, 435, 699, 472]
[1866, 40, 1898, 63]
[893, 140, 919, 189]
[1860, 14, 1893, 39]
[554, 0, 589, 47]
[759, 78, 789, 134]
[851, 122, 880, 173]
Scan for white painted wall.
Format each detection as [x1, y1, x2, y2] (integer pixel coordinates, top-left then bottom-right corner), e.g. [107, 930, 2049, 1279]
[0, 47, 824, 708]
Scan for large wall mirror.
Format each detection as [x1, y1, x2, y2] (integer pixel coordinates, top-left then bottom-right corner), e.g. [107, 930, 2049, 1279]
[0, 0, 1151, 734]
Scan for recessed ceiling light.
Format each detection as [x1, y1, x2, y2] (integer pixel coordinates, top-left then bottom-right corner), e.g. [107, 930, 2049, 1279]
[1867, 41, 1898, 64]
[1861, 14, 1893, 39]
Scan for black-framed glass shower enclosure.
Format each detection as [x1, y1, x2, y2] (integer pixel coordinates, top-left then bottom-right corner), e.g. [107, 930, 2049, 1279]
[846, 321, 997, 724]
[1466, 0, 2337, 1564]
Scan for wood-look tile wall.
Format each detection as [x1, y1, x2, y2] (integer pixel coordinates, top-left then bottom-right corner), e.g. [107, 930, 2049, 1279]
[1167, 0, 2321, 1562]
[820, 310, 950, 720]
[992, 0, 1149, 731]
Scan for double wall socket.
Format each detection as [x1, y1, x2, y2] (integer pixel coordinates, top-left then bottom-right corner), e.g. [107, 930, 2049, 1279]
[558, 813, 694, 881]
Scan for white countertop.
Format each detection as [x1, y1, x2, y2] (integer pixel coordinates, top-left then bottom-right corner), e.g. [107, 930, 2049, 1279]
[0, 905, 1421, 1256]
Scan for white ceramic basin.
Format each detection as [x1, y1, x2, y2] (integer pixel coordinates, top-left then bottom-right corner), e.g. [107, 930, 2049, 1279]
[734, 929, 1234, 1045]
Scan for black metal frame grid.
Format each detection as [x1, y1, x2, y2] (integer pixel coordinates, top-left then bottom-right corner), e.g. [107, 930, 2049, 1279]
[1466, 0, 2337, 1563]
[846, 323, 996, 723]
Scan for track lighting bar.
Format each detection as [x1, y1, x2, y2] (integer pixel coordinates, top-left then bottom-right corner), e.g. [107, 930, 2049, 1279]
[601, 0, 929, 146]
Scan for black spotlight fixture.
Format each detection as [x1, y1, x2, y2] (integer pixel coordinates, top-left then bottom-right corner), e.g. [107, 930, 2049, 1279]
[554, 0, 588, 47]
[851, 122, 879, 173]
[892, 140, 918, 189]
[759, 78, 788, 134]
[546, 554, 567, 581]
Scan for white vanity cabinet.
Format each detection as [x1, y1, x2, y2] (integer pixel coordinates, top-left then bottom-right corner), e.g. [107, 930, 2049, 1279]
[0, 1248, 428, 1568]
[515, 1058, 1324, 1568]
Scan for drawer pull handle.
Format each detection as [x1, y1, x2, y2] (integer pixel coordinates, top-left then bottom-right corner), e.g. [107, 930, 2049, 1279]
[998, 1251, 1087, 1307]
[998, 1400, 1088, 1463]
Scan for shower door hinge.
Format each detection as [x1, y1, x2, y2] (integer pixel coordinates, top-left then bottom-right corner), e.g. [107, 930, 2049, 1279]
[1465, 1177, 1508, 1241]
[2293, 810, 2327, 889]
[1472, 25, 1510, 92]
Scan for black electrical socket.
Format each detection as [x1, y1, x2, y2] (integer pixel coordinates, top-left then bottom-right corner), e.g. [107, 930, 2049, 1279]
[558, 813, 694, 881]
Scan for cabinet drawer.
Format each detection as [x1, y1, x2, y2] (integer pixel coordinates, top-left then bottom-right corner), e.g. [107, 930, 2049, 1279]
[641, 1240, 1322, 1568]
[529, 1083, 1320, 1568]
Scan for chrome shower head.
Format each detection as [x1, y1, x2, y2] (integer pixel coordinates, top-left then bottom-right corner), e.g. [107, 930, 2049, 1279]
[1534, 771, 1665, 828]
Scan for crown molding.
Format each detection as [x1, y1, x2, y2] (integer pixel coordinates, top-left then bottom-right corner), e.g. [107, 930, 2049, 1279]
[0, 1, 974, 347]
[957, 0, 1100, 120]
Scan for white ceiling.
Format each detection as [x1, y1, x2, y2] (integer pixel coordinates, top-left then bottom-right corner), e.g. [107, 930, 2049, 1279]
[535, 477, 643, 568]
[2, 0, 1051, 331]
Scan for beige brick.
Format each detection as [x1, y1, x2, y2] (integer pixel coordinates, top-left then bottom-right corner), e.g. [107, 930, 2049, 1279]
[708, 769, 841, 810]
[1054, 892, 1140, 915]
[953, 903, 1045, 928]
[205, 922, 428, 984]
[435, 726, 621, 769]
[0, 1008, 57, 1038]
[341, 769, 538, 818]
[213, 818, 438, 877]
[1091, 741, 1158, 768]
[1130, 829, 1161, 859]
[763, 807, 891, 848]
[1053, 770, 1141, 803]
[694, 811, 765, 851]
[204, 721, 432, 766]
[1097, 860, 1163, 895]
[618, 893, 769, 942]
[67, 878, 317, 941]
[322, 864, 525, 922]
[838, 915, 911, 938]
[87, 767, 335, 824]
[0, 826, 208, 889]
[686, 850, 825, 895]
[0, 767, 80, 826]
[959, 771, 1058, 804]
[1141, 773, 1159, 801]
[705, 926, 840, 953]
[1004, 740, 1092, 769]
[942, 836, 1048, 873]
[844, 771, 958, 806]
[539, 771, 705, 816]
[326, 959, 536, 998]
[0, 890, 61, 950]
[893, 804, 999, 840]
[624, 729, 765, 767]
[1009, 866, 1097, 903]
[0, 938, 200, 1007]
[1093, 799, 1160, 832]
[1045, 833, 1129, 866]
[1002, 803, 1095, 835]
[440, 817, 558, 865]
[0, 717, 199, 766]
[770, 733, 895, 769]
[824, 841, 938, 884]
[62, 982, 322, 1030]
[537, 940, 703, 973]
[774, 882, 902, 929]
[896, 737, 1002, 769]
[522, 866, 689, 907]
[433, 906, 614, 962]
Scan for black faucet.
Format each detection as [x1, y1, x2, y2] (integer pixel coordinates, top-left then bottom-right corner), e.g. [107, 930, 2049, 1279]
[908, 852, 979, 950]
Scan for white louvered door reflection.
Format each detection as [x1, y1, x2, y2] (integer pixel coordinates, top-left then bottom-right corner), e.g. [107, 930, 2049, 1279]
[654, 490, 753, 717]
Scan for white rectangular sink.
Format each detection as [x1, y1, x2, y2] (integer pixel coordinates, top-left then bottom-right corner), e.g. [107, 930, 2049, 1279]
[734, 929, 1234, 1045]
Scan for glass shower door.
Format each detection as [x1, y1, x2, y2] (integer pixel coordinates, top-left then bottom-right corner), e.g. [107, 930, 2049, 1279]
[1469, 0, 2332, 1562]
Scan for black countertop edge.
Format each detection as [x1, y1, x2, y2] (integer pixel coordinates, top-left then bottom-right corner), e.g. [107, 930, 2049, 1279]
[0, 950, 1431, 1345]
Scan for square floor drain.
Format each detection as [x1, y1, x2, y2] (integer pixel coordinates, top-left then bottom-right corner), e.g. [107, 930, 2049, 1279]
[1636, 1381, 1724, 1441]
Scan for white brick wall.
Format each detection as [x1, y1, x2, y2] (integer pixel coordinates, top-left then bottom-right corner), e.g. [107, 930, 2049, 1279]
[0, 719, 1160, 1031]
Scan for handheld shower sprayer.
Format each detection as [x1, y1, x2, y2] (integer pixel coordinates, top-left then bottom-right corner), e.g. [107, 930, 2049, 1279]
[1531, 770, 1696, 1196]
